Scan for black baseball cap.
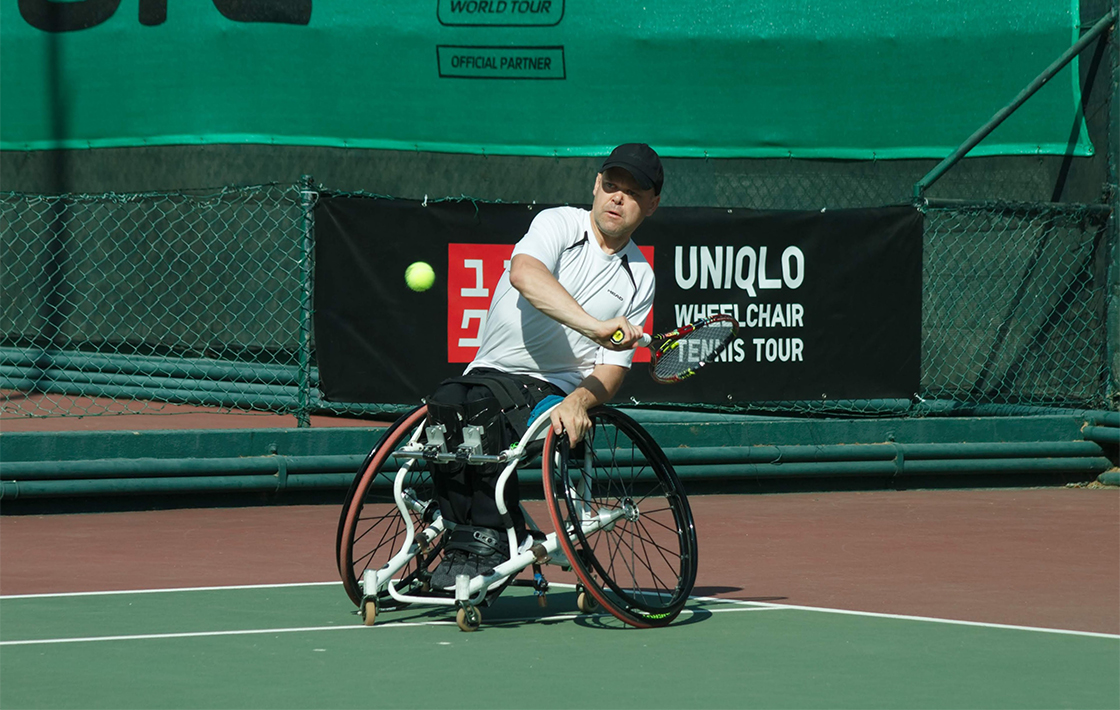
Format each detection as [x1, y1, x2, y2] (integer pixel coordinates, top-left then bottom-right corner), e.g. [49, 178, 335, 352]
[600, 143, 664, 195]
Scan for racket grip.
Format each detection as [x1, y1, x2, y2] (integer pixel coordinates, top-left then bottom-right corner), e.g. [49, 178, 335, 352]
[611, 329, 652, 348]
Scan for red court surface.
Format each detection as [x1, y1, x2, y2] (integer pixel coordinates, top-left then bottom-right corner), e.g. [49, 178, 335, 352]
[2, 488, 1117, 635]
[3, 401, 1118, 635]
[0, 395, 381, 432]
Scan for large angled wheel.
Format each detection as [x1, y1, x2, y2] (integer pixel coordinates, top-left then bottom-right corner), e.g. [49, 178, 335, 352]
[337, 405, 440, 607]
[541, 407, 697, 628]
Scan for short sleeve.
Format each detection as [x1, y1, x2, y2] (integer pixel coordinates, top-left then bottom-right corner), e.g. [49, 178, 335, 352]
[511, 208, 581, 272]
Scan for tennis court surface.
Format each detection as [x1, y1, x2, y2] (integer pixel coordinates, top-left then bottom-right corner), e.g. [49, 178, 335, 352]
[2, 489, 1117, 709]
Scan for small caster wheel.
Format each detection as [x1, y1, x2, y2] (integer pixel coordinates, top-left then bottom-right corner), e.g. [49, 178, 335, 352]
[577, 589, 599, 614]
[361, 599, 378, 626]
[456, 605, 481, 632]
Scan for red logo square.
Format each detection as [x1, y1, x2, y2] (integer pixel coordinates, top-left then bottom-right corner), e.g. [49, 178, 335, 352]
[447, 243, 654, 364]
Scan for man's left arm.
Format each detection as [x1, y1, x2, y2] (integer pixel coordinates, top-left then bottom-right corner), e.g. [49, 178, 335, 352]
[549, 364, 629, 445]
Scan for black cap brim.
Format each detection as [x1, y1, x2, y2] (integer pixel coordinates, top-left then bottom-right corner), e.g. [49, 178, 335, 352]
[600, 160, 656, 191]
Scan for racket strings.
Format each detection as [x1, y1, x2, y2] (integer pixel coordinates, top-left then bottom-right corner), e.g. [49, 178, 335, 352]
[653, 325, 734, 379]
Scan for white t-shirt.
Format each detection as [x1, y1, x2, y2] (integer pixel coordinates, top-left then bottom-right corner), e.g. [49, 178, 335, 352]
[467, 206, 656, 393]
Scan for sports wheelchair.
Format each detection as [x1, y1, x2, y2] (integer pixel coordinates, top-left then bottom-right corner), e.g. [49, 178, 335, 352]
[336, 402, 698, 631]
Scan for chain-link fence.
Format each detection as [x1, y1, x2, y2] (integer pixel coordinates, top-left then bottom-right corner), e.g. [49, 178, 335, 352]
[0, 183, 331, 422]
[1, 179, 1114, 423]
[922, 201, 1112, 410]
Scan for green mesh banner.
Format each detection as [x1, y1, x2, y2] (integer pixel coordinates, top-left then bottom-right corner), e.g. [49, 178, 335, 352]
[0, 0, 1092, 158]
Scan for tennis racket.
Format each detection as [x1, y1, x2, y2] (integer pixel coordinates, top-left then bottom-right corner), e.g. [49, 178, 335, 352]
[611, 314, 739, 384]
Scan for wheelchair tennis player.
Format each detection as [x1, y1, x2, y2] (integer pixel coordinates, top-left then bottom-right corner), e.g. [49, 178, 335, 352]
[424, 143, 663, 589]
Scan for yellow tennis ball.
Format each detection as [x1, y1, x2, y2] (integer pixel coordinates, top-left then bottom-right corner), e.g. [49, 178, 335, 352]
[404, 261, 436, 292]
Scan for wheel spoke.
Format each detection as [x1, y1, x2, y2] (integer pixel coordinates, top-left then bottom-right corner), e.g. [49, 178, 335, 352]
[610, 522, 674, 603]
[352, 508, 403, 576]
[630, 523, 677, 596]
[617, 521, 682, 561]
[338, 405, 432, 607]
[543, 407, 696, 627]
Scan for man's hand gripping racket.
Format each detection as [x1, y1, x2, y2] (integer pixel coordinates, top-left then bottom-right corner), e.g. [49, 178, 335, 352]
[612, 314, 739, 384]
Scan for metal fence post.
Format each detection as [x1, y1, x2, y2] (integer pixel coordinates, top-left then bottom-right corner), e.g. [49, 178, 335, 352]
[913, 9, 1118, 200]
[1107, 8, 1119, 409]
[297, 176, 316, 427]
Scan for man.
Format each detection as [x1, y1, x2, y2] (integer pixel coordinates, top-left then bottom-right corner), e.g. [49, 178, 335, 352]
[427, 143, 663, 587]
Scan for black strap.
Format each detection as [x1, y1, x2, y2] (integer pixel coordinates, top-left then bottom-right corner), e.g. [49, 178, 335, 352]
[439, 370, 562, 438]
[446, 525, 506, 556]
[442, 375, 525, 411]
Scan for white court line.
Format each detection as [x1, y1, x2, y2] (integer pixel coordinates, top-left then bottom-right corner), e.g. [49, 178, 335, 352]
[0, 621, 449, 646]
[0, 605, 778, 647]
[3, 583, 1117, 643]
[688, 594, 1120, 640]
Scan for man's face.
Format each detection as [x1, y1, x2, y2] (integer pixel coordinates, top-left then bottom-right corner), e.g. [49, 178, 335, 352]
[591, 167, 660, 242]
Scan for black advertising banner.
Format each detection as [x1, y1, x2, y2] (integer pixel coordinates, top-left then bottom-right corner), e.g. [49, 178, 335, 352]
[633, 207, 922, 403]
[313, 196, 534, 404]
[314, 196, 921, 405]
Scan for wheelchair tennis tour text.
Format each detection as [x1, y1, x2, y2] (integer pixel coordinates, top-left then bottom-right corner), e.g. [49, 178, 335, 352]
[673, 245, 806, 365]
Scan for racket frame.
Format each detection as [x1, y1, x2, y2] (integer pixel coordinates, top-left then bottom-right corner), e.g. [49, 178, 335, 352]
[646, 314, 739, 384]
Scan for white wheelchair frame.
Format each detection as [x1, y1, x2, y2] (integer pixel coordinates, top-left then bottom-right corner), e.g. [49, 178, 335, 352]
[357, 402, 625, 630]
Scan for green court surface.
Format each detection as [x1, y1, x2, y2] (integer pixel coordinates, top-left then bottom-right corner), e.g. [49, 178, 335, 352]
[2, 583, 1117, 709]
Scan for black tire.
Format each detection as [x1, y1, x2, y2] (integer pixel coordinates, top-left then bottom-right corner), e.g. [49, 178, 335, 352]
[337, 405, 440, 607]
[541, 407, 698, 628]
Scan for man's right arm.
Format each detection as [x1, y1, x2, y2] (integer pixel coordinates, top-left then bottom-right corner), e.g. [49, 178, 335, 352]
[549, 363, 628, 445]
[509, 254, 643, 350]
